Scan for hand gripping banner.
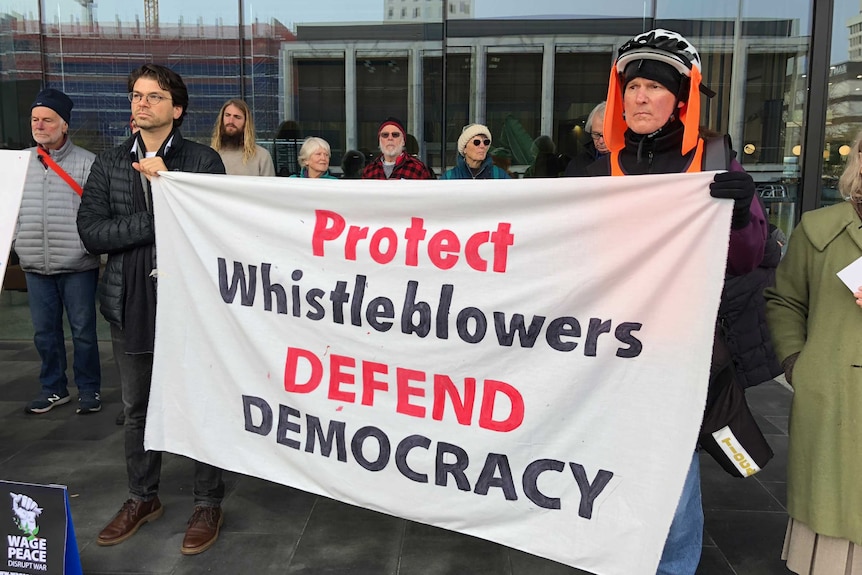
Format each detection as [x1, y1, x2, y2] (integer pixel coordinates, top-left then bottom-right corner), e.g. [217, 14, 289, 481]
[146, 172, 731, 574]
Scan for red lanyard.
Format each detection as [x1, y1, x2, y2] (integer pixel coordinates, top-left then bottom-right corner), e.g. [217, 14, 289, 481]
[37, 146, 83, 196]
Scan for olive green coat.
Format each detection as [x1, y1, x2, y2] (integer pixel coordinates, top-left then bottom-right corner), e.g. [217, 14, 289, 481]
[765, 201, 862, 545]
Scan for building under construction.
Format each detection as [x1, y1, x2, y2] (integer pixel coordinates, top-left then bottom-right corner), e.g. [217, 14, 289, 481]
[0, 11, 294, 152]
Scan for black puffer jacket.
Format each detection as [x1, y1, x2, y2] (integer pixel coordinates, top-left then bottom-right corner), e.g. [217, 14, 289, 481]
[717, 226, 784, 388]
[77, 131, 225, 327]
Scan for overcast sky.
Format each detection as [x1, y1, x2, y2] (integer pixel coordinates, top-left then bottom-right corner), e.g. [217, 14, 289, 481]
[4, 0, 858, 63]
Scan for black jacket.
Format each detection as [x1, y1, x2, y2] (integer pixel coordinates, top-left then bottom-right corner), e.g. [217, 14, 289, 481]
[586, 120, 697, 176]
[77, 131, 225, 327]
[718, 225, 784, 388]
[564, 140, 605, 177]
[524, 152, 570, 178]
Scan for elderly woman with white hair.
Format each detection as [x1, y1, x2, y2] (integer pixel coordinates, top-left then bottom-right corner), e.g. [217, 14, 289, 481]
[766, 128, 862, 575]
[440, 124, 510, 180]
[290, 136, 337, 179]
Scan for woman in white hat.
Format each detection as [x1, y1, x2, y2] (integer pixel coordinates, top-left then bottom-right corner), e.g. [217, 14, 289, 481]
[440, 123, 510, 179]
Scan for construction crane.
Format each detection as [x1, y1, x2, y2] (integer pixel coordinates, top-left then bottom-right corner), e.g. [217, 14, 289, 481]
[74, 0, 157, 33]
[73, 0, 94, 27]
[144, 0, 159, 33]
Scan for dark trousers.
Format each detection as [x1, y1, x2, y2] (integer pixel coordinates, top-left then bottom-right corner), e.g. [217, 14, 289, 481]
[111, 324, 224, 506]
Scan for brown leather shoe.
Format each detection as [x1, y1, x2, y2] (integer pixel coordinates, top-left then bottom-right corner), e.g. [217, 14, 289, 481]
[97, 497, 163, 546]
[181, 506, 223, 555]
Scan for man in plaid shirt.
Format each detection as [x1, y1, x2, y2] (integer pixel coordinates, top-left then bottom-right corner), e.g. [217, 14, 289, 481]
[361, 117, 434, 180]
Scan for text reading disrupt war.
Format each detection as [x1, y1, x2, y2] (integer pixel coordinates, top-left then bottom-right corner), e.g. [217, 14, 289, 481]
[216, 209, 645, 357]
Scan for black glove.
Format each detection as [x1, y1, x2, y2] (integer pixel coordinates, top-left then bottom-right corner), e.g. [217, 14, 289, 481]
[709, 171, 755, 229]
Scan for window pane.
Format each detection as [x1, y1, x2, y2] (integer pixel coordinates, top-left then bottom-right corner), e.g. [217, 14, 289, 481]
[295, 58, 346, 162]
[485, 52, 541, 170]
[826, 2, 862, 208]
[0, 0, 42, 149]
[653, 10, 811, 238]
[356, 56, 409, 153]
[554, 51, 613, 162]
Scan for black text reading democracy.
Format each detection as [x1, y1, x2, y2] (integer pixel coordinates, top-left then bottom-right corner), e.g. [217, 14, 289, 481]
[242, 395, 614, 516]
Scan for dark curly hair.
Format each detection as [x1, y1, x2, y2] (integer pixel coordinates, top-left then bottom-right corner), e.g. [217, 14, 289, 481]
[127, 64, 188, 128]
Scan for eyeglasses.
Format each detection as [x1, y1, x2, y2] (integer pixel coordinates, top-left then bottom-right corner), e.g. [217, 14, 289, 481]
[472, 138, 491, 147]
[380, 131, 401, 139]
[128, 92, 171, 106]
[590, 132, 604, 140]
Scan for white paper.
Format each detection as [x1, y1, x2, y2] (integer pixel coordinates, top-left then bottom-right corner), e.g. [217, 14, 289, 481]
[837, 255, 862, 293]
[0, 150, 32, 295]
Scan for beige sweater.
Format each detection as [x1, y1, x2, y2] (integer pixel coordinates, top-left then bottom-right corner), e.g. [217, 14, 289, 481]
[217, 145, 275, 176]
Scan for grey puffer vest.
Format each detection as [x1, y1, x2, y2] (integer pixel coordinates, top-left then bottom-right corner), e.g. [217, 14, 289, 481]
[14, 137, 99, 274]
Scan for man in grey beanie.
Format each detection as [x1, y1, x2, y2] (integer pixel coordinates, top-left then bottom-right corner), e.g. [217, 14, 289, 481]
[16, 87, 101, 415]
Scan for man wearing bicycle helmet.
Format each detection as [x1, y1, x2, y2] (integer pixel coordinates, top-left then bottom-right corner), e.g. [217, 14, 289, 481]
[588, 29, 768, 575]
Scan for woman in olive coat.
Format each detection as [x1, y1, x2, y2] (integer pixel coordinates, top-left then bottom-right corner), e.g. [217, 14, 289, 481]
[765, 130, 862, 574]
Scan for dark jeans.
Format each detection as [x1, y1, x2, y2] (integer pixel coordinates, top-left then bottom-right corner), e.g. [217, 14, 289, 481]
[25, 269, 101, 397]
[111, 324, 224, 506]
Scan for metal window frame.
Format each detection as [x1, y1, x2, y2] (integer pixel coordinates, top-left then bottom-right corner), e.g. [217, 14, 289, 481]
[802, 0, 834, 216]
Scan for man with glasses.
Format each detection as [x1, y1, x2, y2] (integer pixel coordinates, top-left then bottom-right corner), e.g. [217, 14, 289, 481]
[441, 123, 510, 179]
[361, 117, 433, 179]
[565, 101, 609, 177]
[77, 64, 228, 556]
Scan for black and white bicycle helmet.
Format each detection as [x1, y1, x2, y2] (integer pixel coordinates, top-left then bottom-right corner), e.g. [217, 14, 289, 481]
[615, 28, 702, 78]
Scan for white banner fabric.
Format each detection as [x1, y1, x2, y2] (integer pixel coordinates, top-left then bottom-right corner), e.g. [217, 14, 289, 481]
[0, 150, 32, 293]
[147, 171, 731, 574]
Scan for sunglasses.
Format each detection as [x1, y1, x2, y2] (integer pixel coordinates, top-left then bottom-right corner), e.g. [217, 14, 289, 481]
[590, 132, 604, 140]
[472, 138, 491, 147]
[380, 131, 401, 139]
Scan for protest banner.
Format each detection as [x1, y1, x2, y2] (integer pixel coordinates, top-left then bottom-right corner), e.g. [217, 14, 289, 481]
[1, 480, 82, 575]
[0, 150, 32, 294]
[146, 172, 731, 574]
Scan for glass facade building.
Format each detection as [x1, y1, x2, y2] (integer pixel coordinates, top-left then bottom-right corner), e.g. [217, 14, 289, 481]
[0, 0, 857, 321]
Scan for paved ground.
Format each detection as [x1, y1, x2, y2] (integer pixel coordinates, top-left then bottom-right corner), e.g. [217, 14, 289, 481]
[0, 332, 793, 575]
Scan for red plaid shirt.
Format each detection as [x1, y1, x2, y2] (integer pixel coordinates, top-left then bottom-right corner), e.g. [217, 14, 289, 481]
[361, 152, 434, 180]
